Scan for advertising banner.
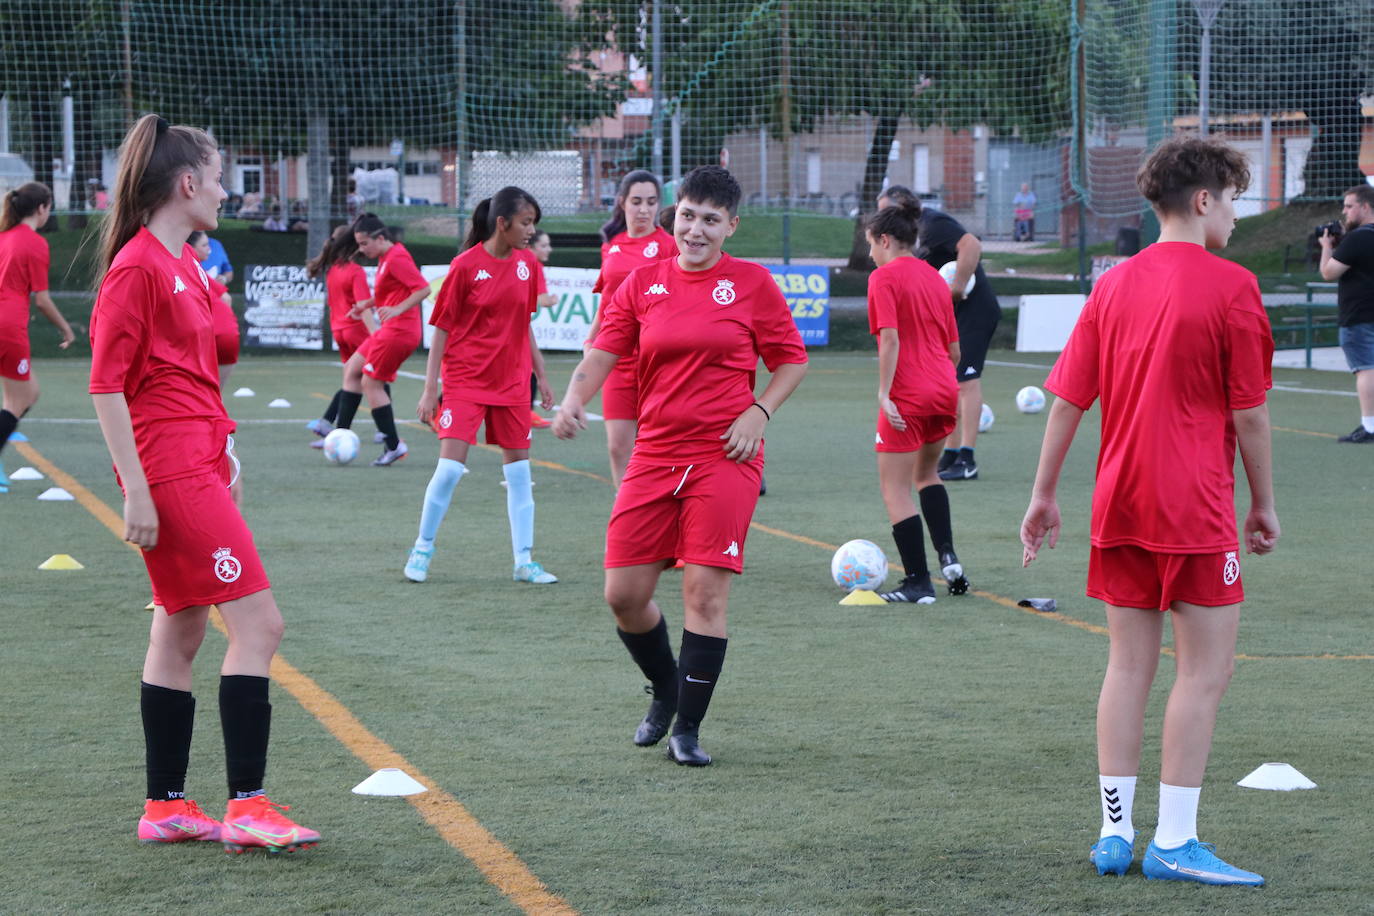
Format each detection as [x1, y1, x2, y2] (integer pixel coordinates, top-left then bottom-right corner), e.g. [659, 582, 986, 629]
[241, 264, 326, 350]
[768, 264, 829, 346]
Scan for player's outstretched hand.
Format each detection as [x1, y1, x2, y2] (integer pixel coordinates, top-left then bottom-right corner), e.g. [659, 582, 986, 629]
[879, 396, 906, 431]
[553, 401, 586, 439]
[124, 489, 159, 550]
[1020, 496, 1060, 568]
[58, 325, 75, 349]
[722, 404, 767, 463]
[1244, 506, 1280, 555]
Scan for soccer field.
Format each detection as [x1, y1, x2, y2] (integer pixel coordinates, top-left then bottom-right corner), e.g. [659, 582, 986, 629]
[2, 350, 1368, 915]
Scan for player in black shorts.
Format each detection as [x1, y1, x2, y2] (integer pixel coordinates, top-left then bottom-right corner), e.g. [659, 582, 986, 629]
[878, 186, 998, 480]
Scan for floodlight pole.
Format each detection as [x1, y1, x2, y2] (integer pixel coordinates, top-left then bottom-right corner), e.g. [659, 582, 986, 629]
[1192, 0, 1226, 137]
[651, 0, 664, 177]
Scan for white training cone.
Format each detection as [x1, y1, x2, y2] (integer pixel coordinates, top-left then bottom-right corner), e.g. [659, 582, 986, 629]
[10, 466, 44, 480]
[352, 767, 427, 797]
[37, 486, 74, 501]
[267, 398, 291, 408]
[1237, 762, 1316, 791]
[233, 387, 255, 397]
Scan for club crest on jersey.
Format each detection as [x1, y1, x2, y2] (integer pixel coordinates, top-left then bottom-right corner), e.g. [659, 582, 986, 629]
[439, 407, 453, 430]
[1222, 551, 1240, 586]
[172, 275, 187, 294]
[516, 260, 530, 281]
[474, 269, 493, 282]
[644, 283, 669, 296]
[712, 279, 736, 305]
[212, 547, 242, 583]
[643, 241, 660, 258]
[195, 263, 209, 289]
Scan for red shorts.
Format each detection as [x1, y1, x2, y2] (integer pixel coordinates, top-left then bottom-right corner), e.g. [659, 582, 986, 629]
[0, 335, 32, 381]
[874, 410, 956, 452]
[358, 327, 418, 384]
[601, 360, 639, 421]
[437, 396, 530, 449]
[605, 456, 762, 573]
[1087, 545, 1244, 611]
[334, 323, 370, 363]
[141, 469, 271, 614]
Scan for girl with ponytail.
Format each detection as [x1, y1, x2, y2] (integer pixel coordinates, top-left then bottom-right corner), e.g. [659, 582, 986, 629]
[303, 224, 376, 445]
[0, 181, 75, 490]
[403, 186, 559, 586]
[89, 114, 320, 853]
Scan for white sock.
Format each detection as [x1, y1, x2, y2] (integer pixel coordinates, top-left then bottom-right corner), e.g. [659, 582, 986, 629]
[417, 459, 465, 545]
[1154, 782, 1201, 849]
[1098, 775, 1136, 841]
[503, 459, 534, 566]
[1362, 415, 1374, 433]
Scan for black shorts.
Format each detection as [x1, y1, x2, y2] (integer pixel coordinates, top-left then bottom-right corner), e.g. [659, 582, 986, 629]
[954, 291, 1000, 381]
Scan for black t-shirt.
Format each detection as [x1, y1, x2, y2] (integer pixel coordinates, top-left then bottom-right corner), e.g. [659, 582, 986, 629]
[915, 209, 998, 316]
[1332, 223, 1374, 327]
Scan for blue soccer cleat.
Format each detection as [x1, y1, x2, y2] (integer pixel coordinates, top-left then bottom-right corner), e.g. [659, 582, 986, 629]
[1142, 839, 1264, 886]
[1090, 834, 1134, 876]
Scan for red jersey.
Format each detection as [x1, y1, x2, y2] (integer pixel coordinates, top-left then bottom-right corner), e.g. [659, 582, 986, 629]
[0, 223, 49, 338]
[867, 256, 959, 416]
[594, 227, 678, 298]
[1046, 242, 1273, 553]
[326, 261, 373, 332]
[89, 227, 233, 484]
[430, 244, 542, 406]
[371, 243, 427, 344]
[593, 252, 808, 465]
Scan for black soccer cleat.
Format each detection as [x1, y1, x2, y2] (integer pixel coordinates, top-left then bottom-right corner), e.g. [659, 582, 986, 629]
[939, 550, 970, 596]
[1338, 425, 1374, 443]
[880, 573, 937, 605]
[938, 456, 978, 481]
[666, 733, 712, 766]
[634, 685, 676, 747]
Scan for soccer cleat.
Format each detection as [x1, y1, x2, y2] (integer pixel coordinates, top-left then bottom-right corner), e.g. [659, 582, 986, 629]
[938, 455, 979, 481]
[221, 795, 321, 854]
[939, 550, 970, 595]
[937, 449, 958, 473]
[373, 430, 388, 443]
[404, 545, 434, 582]
[138, 798, 223, 844]
[666, 733, 712, 766]
[1337, 425, 1374, 443]
[513, 561, 558, 584]
[305, 418, 332, 438]
[1142, 839, 1264, 886]
[529, 410, 551, 429]
[309, 438, 326, 449]
[371, 440, 408, 466]
[1090, 834, 1134, 876]
[880, 573, 937, 604]
[634, 684, 676, 747]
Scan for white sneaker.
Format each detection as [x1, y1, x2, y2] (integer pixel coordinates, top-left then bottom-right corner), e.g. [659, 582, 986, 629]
[404, 545, 433, 582]
[371, 440, 408, 466]
[513, 561, 558, 584]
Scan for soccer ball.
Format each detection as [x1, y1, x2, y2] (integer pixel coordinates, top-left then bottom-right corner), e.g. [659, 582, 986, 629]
[322, 428, 360, 465]
[830, 539, 889, 592]
[979, 402, 995, 433]
[938, 261, 976, 297]
[1016, 386, 1047, 414]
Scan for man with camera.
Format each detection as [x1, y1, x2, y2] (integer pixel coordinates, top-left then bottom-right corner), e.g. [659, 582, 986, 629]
[1319, 184, 1374, 443]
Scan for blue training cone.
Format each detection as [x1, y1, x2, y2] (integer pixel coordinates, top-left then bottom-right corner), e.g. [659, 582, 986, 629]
[8, 431, 28, 442]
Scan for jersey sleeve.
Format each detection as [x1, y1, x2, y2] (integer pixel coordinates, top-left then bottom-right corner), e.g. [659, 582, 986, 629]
[429, 261, 464, 331]
[751, 271, 808, 371]
[27, 236, 49, 293]
[1045, 298, 1100, 410]
[392, 250, 429, 294]
[89, 267, 154, 394]
[592, 242, 612, 293]
[1222, 277, 1274, 409]
[591, 279, 639, 358]
[208, 276, 229, 299]
[349, 265, 372, 304]
[530, 258, 545, 313]
[867, 271, 898, 335]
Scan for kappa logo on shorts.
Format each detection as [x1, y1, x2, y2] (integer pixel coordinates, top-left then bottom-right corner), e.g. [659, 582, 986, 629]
[516, 260, 530, 281]
[722, 541, 739, 557]
[964, 366, 978, 376]
[712, 279, 736, 305]
[363, 362, 375, 373]
[474, 269, 493, 282]
[212, 547, 243, 583]
[644, 283, 669, 296]
[1222, 550, 1240, 586]
[439, 408, 453, 430]
[17, 358, 29, 375]
[875, 431, 883, 445]
[643, 241, 660, 258]
[172, 275, 187, 294]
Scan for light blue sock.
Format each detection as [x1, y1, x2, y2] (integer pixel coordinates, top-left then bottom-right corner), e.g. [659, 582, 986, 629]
[503, 459, 534, 566]
[417, 458, 465, 545]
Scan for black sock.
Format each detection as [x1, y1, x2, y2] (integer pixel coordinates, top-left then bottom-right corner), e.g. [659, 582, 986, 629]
[892, 514, 929, 578]
[0, 409, 17, 457]
[958, 446, 975, 461]
[918, 484, 954, 555]
[530, 373, 539, 403]
[322, 389, 343, 424]
[616, 616, 678, 700]
[141, 682, 195, 801]
[335, 390, 363, 430]
[672, 630, 727, 736]
[220, 675, 271, 799]
[372, 403, 400, 450]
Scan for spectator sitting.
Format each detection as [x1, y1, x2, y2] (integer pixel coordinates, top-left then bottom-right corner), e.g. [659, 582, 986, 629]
[263, 210, 289, 232]
[238, 191, 265, 218]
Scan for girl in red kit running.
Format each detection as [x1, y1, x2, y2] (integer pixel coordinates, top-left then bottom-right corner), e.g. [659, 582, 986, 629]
[332, 212, 428, 466]
[304, 224, 377, 445]
[585, 170, 677, 486]
[90, 114, 320, 854]
[555, 166, 808, 766]
[404, 186, 558, 585]
[0, 182, 75, 491]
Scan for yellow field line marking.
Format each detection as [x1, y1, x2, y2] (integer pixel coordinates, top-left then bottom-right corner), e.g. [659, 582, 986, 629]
[16, 440, 577, 916]
[1273, 425, 1338, 439]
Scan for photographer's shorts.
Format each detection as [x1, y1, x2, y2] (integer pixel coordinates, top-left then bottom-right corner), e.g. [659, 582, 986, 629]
[1339, 321, 1374, 373]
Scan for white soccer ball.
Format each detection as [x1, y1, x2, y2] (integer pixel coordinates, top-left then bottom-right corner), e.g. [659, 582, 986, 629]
[1016, 386, 1047, 414]
[979, 402, 995, 433]
[831, 539, 889, 592]
[938, 261, 976, 296]
[322, 428, 360, 465]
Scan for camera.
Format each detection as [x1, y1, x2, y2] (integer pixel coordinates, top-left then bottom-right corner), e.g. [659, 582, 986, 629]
[1314, 220, 1344, 241]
